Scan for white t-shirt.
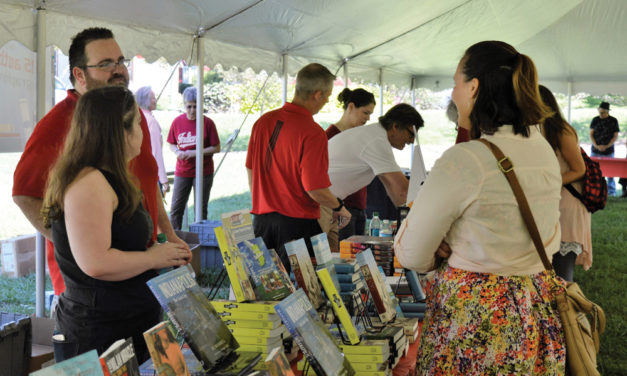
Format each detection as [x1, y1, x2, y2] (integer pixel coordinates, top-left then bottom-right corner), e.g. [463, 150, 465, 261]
[395, 125, 562, 276]
[327, 122, 401, 199]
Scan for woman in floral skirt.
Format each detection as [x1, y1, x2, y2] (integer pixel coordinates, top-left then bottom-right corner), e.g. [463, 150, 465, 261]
[394, 41, 566, 375]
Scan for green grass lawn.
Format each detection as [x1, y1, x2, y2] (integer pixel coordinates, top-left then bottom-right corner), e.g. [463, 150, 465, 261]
[0, 196, 624, 374]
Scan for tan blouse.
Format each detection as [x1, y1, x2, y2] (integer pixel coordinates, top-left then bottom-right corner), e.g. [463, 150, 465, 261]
[395, 125, 562, 276]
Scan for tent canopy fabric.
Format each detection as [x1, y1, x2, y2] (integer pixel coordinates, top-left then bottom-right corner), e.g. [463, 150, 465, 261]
[0, 0, 625, 94]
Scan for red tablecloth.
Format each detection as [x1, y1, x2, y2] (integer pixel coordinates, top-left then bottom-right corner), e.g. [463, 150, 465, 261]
[590, 156, 627, 178]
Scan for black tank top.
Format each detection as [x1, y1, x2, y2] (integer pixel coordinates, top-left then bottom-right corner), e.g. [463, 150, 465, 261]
[52, 168, 160, 341]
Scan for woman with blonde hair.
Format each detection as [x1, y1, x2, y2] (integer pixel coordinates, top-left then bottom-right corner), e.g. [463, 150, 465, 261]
[42, 86, 191, 362]
[395, 41, 566, 374]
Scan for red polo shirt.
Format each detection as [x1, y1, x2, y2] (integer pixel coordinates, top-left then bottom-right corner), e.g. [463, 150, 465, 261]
[13, 90, 159, 295]
[246, 102, 331, 219]
[325, 124, 367, 210]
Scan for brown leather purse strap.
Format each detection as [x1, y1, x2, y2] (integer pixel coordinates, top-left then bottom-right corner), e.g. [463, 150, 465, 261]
[478, 138, 554, 271]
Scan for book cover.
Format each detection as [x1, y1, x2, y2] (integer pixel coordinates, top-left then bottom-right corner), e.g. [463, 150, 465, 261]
[310, 233, 333, 265]
[143, 321, 190, 376]
[355, 249, 396, 323]
[284, 238, 324, 309]
[265, 346, 295, 376]
[216, 310, 281, 323]
[147, 267, 259, 374]
[339, 339, 389, 356]
[210, 300, 280, 313]
[268, 247, 295, 294]
[139, 346, 205, 376]
[99, 337, 140, 376]
[316, 268, 361, 345]
[220, 209, 255, 244]
[238, 238, 294, 301]
[215, 226, 256, 302]
[274, 289, 355, 376]
[31, 349, 104, 376]
[229, 325, 286, 339]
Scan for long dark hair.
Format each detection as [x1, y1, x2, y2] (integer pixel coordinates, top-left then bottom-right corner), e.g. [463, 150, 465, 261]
[337, 88, 375, 110]
[462, 41, 553, 139]
[539, 85, 577, 151]
[42, 86, 141, 227]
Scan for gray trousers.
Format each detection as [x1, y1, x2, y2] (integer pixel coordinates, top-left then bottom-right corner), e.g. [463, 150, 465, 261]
[169, 174, 213, 230]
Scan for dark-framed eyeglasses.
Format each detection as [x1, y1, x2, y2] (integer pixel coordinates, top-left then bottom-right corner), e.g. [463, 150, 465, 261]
[405, 127, 415, 139]
[84, 58, 131, 72]
[186, 104, 197, 110]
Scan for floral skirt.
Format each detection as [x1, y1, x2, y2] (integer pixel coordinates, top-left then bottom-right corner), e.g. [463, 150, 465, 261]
[417, 265, 566, 375]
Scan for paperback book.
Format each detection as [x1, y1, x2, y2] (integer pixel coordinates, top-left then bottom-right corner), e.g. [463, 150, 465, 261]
[274, 289, 355, 376]
[284, 238, 324, 309]
[143, 321, 189, 376]
[310, 233, 341, 291]
[99, 337, 140, 376]
[31, 349, 104, 376]
[215, 226, 256, 302]
[238, 237, 294, 300]
[147, 267, 260, 375]
[265, 346, 295, 376]
[316, 267, 361, 345]
[355, 249, 396, 323]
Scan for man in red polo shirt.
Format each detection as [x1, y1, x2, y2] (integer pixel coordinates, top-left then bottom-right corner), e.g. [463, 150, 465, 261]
[246, 63, 351, 271]
[12, 27, 189, 307]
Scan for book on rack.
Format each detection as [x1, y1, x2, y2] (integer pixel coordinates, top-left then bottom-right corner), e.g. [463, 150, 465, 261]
[265, 346, 295, 376]
[316, 267, 361, 345]
[362, 326, 405, 366]
[31, 349, 104, 376]
[274, 289, 355, 376]
[356, 249, 396, 323]
[143, 321, 189, 376]
[238, 237, 294, 301]
[99, 337, 140, 376]
[310, 233, 341, 290]
[146, 267, 261, 375]
[284, 238, 325, 309]
[215, 225, 256, 302]
[377, 265, 404, 318]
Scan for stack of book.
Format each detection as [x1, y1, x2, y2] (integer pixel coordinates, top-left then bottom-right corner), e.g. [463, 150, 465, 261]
[332, 259, 363, 316]
[363, 325, 406, 369]
[210, 299, 290, 366]
[340, 236, 395, 276]
[339, 339, 392, 376]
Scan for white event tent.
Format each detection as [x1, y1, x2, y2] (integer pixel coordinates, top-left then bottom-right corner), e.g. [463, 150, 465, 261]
[1, 0, 626, 315]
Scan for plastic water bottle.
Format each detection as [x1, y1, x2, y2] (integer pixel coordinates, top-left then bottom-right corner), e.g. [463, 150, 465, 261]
[156, 234, 173, 274]
[380, 219, 393, 237]
[369, 212, 381, 236]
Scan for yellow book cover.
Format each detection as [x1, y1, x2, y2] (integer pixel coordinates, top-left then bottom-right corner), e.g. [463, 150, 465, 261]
[230, 325, 286, 338]
[340, 339, 389, 355]
[221, 318, 281, 330]
[343, 353, 388, 363]
[214, 226, 256, 302]
[215, 309, 280, 322]
[211, 299, 279, 313]
[316, 268, 360, 345]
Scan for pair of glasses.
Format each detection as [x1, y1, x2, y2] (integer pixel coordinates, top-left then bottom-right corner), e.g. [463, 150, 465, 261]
[84, 58, 130, 72]
[406, 127, 415, 139]
[186, 105, 197, 109]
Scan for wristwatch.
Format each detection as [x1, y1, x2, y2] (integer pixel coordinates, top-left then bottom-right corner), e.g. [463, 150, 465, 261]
[332, 198, 344, 212]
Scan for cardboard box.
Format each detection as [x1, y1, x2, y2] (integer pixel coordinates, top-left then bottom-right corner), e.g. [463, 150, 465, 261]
[28, 315, 54, 372]
[174, 230, 201, 276]
[1, 234, 36, 278]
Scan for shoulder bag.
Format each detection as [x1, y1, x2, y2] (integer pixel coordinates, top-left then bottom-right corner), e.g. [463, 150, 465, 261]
[479, 138, 606, 376]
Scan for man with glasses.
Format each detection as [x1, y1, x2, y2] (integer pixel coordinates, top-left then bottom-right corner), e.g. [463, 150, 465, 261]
[322, 103, 423, 248]
[167, 87, 220, 230]
[589, 101, 620, 196]
[13, 27, 190, 309]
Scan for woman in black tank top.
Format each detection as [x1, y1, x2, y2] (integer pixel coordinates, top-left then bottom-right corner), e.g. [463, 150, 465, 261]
[42, 87, 192, 363]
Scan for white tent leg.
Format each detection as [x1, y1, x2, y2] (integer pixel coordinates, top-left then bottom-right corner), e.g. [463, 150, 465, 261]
[195, 34, 205, 223]
[281, 53, 288, 105]
[35, 3, 47, 318]
[343, 63, 349, 88]
[567, 81, 573, 124]
[410, 76, 416, 170]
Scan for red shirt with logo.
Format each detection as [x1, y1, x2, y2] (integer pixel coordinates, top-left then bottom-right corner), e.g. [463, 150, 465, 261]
[167, 114, 220, 177]
[246, 102, 331, 219]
